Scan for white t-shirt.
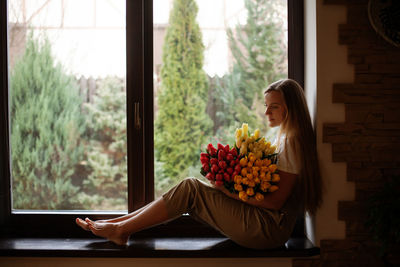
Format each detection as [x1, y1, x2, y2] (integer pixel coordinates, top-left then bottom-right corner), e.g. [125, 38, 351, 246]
[275, 136, 300, 175]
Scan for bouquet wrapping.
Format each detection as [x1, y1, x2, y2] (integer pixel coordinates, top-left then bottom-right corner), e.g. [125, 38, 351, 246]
[200, 123, 279, 202]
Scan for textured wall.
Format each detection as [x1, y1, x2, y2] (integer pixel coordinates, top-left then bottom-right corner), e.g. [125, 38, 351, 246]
[295, 0, 400, 266]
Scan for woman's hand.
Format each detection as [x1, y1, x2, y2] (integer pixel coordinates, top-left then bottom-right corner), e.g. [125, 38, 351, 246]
[208, 170, 298, 210]
[210, 181, 240, 201]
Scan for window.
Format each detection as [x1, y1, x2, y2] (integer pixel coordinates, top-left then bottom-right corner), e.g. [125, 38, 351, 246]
[0, 0, 303, 237]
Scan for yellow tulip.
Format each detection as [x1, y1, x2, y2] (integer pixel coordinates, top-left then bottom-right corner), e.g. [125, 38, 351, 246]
[246, 187, 255, 196]
[252, 166, 260, 172]
[235, 128, 242, 140]
[255, 192, 264, 201]
[269, 185, 279, 192]
[248, 181, 256, 187]
[241, 168, 247, 176]
[261, 166, 268, 173]
[255, 159, 262, 167]
[242, 123, 248, 139]
[252, 170, 258, 177]
[265, 172, 272, 181]
[239, 191, 248, 201]
[246, 173, 253, 180]
[262, 159, 271, 166]
[234, 184, 243, 192]
[242, 178, 249, 185]
[269, 164, 277, 173]
[248, 143, 254, 151]
[272, 174, 280, 182]
[254, 177, 260, 184]
[254, 129, 260, 139]
[236, 139, 242, 149]
[261, 182, 271, 191]
[240, 143, 248, 155]
[234, 175, 242, 184]
[240, 157, 248, 167]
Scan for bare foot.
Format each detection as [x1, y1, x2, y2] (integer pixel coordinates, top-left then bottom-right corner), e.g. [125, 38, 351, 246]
[76, 218, 90, 231]
[85, 219, 129, 246]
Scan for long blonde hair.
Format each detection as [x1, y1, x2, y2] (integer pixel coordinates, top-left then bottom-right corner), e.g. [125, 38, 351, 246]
[265, 79, 323, 215]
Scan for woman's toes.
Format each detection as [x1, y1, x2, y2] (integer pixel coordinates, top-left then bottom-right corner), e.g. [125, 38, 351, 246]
[76, 218, 90, 231]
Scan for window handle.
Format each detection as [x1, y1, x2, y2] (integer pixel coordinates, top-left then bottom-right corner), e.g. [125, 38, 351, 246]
[134, 102, 141, 130]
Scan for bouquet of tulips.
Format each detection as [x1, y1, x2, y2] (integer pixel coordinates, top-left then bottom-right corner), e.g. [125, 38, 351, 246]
[200, 123, 280, 202]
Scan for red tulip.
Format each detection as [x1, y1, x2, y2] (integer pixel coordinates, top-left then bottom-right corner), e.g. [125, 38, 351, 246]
[230, 148, 238, 157]
[210, 158, 218, 165]
[218, 150, 226, 160]
[226, 167, 234, 174]
[202, 164, 210, 172]
[234, 164, 241, 173]
[215, 180, 223, 186]
[226, 153, 234, 161]
[216, 174, 223, 181]
[223, 172, 231, 182]
[205, 172, 215, 181]
[200, 156, 209, 165]
[224, 144, 230, 153]
[230, 160, 236, 167]
[217, 143, 224, 151]
[207, 144, 217, 156]
[218, 160, 227, 169]
[211, 164, 219, 173]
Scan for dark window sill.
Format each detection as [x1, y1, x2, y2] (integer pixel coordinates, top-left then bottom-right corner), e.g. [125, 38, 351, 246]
[0, 237, 319, 258]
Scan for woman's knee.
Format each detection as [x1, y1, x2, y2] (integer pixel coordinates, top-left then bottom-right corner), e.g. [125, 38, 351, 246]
[180, 177, 200, 192]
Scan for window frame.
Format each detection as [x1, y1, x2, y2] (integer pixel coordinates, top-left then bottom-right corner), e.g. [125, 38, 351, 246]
[0, 0, 304, 238]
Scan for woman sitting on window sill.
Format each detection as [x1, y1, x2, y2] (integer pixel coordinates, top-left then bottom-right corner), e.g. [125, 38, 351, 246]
[76, 78, 323, 250]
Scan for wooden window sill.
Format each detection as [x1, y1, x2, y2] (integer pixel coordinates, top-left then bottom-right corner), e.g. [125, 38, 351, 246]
[0, 237, 319, 258]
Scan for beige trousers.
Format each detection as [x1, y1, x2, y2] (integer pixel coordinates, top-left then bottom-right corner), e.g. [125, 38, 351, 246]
[162, 177, 293, 249]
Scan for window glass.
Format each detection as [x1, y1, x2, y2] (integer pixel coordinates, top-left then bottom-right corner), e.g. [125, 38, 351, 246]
[153, 0, 286, 198]
[8, 0, 127, 211]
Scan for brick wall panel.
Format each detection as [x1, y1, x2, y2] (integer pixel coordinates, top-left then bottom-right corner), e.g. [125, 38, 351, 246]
[347, 5, 369, 25]
[346, 221, 371, 240]
[347, 166, 383, 182]
[365, 54, 400, 64]
[313, 2, 400, 266]
[354, 74, 385, 84]
[338, 201, 367, 221]
[354, 181, 386, 201]
[323, 123, 400, 144]
[345, 104, 384, 123]
[333, 87, 400, 103]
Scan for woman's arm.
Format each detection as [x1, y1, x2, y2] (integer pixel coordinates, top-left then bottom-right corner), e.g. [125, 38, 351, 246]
[212, 170, 298, 210]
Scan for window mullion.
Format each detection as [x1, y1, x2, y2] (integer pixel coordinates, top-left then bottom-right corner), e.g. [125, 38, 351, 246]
[127, 0, 147, 212]
[0, 0, 12, 228]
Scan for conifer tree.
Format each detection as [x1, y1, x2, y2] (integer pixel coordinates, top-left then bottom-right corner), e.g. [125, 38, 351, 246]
[155, 0, 212, 181]
[214, 0, 286, 136]
[10, 34, 85, 209]
[78, 77, 127, 210]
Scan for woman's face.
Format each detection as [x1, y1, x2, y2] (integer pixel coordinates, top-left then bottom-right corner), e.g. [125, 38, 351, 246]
[264, 90, 287, 128]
